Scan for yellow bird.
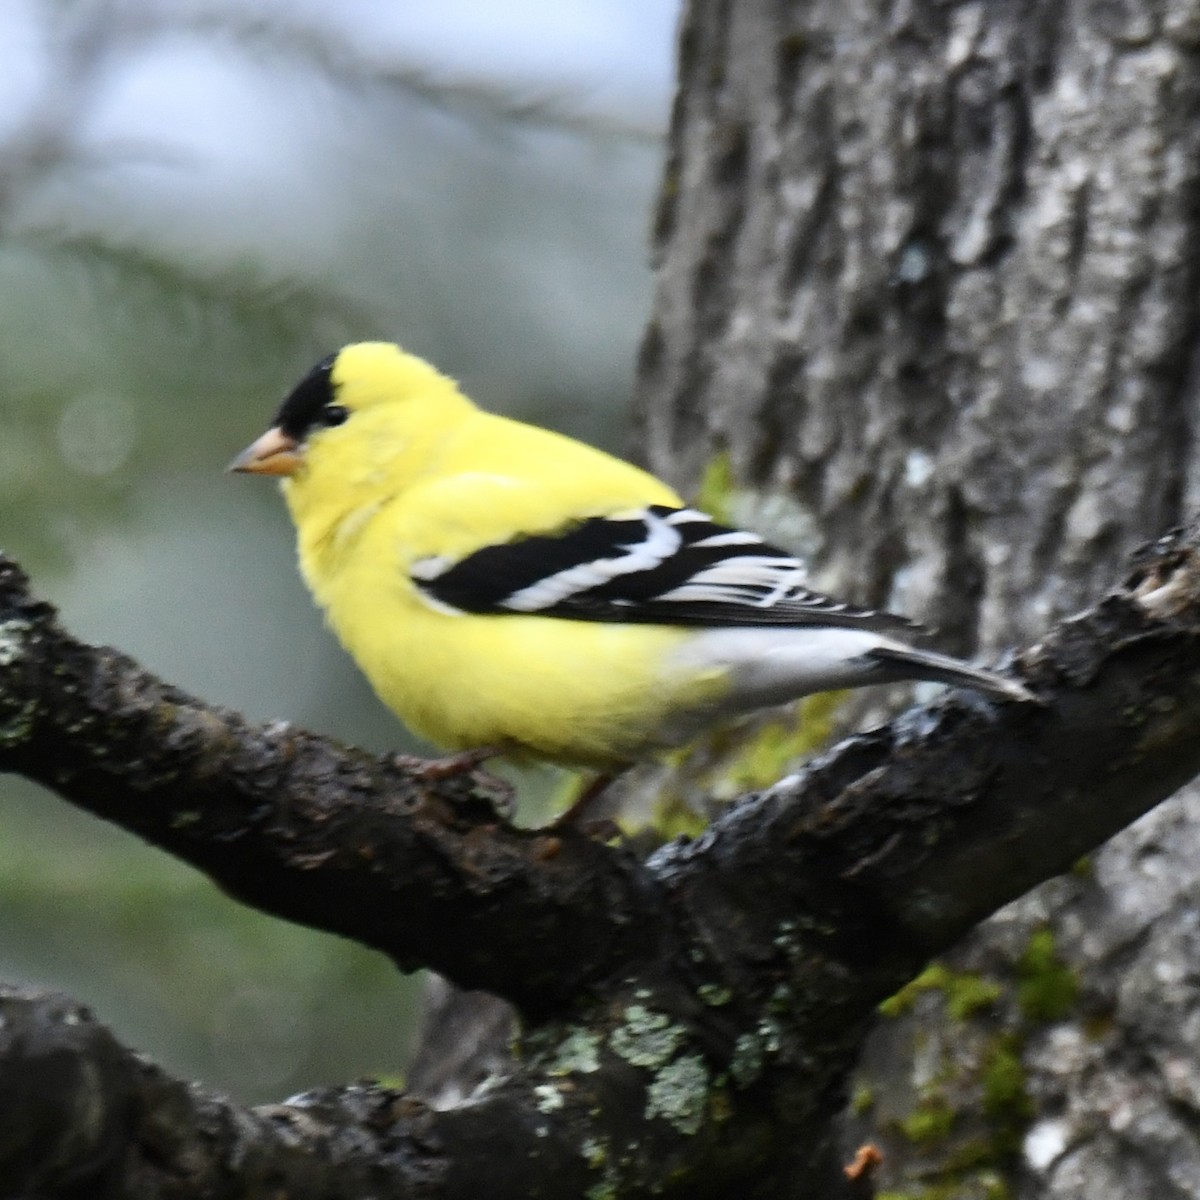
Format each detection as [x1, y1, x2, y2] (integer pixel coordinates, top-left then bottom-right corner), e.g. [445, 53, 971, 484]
[230, 342, 1034, 773]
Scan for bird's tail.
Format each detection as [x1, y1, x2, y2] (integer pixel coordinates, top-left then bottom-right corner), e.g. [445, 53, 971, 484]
[866, 643, 1037, 704]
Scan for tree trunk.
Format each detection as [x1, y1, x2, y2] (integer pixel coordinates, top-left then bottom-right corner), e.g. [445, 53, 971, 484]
[637, 0, 1200, 1194]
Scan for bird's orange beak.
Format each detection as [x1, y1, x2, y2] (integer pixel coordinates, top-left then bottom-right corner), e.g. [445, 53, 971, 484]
[227, 427, 303, 476]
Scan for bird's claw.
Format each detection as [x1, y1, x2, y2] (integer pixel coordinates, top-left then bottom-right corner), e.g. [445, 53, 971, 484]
[393, 746, 497, 781]
[393, 747, 515, 821]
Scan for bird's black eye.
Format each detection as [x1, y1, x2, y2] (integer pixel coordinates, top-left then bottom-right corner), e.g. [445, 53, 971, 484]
[323, 405, 349, 427]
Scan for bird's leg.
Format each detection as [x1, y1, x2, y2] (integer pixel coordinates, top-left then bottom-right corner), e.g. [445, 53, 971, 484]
[550, 771, 621, 839]
[393, 747, 516, 819]
[394, 746, 499, 781]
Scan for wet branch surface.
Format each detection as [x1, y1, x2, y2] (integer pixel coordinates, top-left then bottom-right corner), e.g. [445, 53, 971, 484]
[3, 519, 1200, 1198]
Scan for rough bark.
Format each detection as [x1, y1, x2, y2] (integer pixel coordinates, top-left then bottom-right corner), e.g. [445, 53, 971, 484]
[4, 511, 1200, 1195]
[4, 508, 1200, 1194]
[0, 564, 662, 1024]
[636, 0, 1200, 1194]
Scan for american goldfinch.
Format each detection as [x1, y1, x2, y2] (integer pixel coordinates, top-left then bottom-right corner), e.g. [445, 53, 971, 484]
[230, 342, 1034, 771]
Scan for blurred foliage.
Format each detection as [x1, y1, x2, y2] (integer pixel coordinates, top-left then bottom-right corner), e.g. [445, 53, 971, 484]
[0, 0, 670, 1101]
[0, 236, 362, 573]
[0, 778, 417, 1103]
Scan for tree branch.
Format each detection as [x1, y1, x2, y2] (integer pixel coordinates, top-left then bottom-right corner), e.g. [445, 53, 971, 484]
[2, 517, 1200, 1195]
[658, 524, 1200, 998]
[0, 553, 658, 1022]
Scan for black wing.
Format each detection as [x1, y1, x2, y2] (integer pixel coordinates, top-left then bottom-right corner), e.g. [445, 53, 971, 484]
[412, 506, 917, 633]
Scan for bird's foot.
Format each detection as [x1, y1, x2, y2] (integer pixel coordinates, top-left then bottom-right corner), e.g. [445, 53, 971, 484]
[393, 747, 515, 820]
[548, 772, 622, 840]
[394, 746, 498, 780]
[579, 817, 623, 842]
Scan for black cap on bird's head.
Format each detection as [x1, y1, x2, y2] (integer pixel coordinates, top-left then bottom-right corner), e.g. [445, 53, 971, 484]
[271, 353, 346, 440]
[228, 351, 348, 476]
[229, 342, 469, 477]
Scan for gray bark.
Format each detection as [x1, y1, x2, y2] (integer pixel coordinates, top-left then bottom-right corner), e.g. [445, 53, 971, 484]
[636, 1, 1200, 1195]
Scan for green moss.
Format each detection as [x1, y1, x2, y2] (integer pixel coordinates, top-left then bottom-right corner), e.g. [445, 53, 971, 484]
[696, 451, 735, 523]
[1017, 928, 1078, 1022]
[869, 951, 1045, 1200]
[877, 1176, 1010, 1200]
[873, 969, 1032, 1197]
[877, 1186, 964, 1200]
[980, 1035, 1034, 1161]
[880, 964, 942, 1016]
[981, 1039, 1030, 1119]
[879, 963, 951, 1017]
[850, 1083, 875, 1114]
[881, 1033, 1029, 1190]
[647, 790, 709, 840]
[945, 974, 1003, 1021]
[717, 691, 849, 795]
[940, 1135, 1001, 1173]
[879, 962, 1001, 1021]
[899, 1099, 956, 1144]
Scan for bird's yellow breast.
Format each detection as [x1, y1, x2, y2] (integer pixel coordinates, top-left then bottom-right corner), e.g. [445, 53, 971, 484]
[311, 513, 713, 766]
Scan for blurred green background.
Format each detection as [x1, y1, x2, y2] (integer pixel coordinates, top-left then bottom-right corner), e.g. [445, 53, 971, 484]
[0, 0, 676, 1102]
